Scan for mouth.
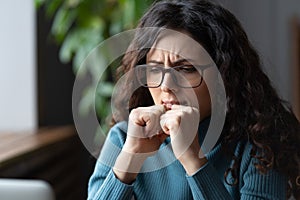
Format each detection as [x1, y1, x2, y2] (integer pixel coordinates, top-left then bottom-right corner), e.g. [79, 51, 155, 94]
[162, 100, 180, 110]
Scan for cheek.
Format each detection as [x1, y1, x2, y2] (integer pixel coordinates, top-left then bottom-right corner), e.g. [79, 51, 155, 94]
[148, 88, 160, 104]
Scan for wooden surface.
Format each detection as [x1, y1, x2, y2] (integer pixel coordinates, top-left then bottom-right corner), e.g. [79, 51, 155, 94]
[0, 126, 76, 166]
[0, 126, 94, 200]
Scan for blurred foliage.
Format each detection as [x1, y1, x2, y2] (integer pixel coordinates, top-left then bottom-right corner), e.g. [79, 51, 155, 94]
[35, 0, 154, 134]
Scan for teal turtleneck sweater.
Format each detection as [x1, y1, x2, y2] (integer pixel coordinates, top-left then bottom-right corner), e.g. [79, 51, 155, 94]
[88, 119, 287, 200]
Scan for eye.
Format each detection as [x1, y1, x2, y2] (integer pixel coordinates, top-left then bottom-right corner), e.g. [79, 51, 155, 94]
[177, 65, 197, 73]
[147, 66, 162, 74]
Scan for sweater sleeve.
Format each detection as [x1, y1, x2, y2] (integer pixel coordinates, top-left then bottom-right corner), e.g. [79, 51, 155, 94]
[186, 162, 233, 200]
[239, 164, 287, 200]
[87, 123, 135, 200]
[186, 143, 287, 200]
[239, 143, 288, 200]
[88, 164, 134, 200]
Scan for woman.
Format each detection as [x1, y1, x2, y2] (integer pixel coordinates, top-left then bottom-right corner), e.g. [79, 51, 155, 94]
[88, 0, 300, 199]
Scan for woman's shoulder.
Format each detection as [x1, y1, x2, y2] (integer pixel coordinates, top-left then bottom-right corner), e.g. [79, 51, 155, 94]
[106, 121, 128, 147]
[232, 141, 256, 164]
[238, 141, 254, 166]
[110, 121, 128, 134]
[236, 141, 286, 178]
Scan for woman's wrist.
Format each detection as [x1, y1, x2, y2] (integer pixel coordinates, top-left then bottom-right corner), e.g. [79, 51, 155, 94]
[113, 150, 148, 184]
[180, 154, 208, 175]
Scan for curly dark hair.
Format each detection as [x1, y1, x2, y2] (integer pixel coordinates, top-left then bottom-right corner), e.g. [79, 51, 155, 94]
[112, 0, 300, 198]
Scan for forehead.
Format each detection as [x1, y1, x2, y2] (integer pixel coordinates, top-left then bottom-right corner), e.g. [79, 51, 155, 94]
[147, 30, 213, 65]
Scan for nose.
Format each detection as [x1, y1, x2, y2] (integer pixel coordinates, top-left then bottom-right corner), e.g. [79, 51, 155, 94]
[160, 71, 178, 92]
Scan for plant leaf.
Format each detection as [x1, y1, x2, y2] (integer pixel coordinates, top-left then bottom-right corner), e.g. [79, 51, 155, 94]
[51, 7, 77, 43]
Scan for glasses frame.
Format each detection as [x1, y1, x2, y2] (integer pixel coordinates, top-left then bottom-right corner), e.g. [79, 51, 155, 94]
[135, 64, 212, 88]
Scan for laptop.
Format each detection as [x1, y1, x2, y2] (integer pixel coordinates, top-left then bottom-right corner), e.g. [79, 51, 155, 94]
[0, 179, 55, 200]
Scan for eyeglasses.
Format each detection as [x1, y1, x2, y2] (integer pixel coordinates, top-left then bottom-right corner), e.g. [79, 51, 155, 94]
[135, 64, 211, 88]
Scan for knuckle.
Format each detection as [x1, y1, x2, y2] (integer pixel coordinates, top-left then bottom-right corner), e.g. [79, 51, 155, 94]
[129, 108, 140, 119]
[130, 108, 139, 115]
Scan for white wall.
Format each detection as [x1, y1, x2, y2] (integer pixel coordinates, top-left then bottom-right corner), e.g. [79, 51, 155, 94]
[0, 0, 36, 131]
[217, 0, 300, 103]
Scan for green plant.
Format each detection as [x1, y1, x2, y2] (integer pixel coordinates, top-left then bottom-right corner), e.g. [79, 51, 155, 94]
[35, 0, 155, 134]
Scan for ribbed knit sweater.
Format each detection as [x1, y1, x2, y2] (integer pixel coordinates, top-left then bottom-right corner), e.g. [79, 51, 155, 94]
[88, 119, 287, 200]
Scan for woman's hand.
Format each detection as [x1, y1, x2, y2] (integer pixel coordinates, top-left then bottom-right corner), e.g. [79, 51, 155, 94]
[113, 105, 168, 183]
[160, 105, 207, 175]
[114, 104, 207, 183]
[123, 105, 169, 154]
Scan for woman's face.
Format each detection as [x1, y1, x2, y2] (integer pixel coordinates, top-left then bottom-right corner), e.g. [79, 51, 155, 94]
[146, 31, 212, 121]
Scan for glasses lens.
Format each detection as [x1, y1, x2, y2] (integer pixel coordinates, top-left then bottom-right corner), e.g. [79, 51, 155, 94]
[135, 65, 203, 88]
[173, 66, 202, 88]
[135, 65, 162, 87]
[146, 66, 163, 87]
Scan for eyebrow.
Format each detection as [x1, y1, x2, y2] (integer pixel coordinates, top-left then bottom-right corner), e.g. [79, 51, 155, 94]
[147, 58, 195, 66]
[147, 60, 164, 65]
